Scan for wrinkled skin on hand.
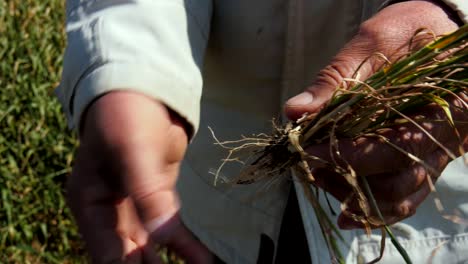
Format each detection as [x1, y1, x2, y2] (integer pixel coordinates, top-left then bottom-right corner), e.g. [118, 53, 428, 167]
[67, 92, 213, 263]
[285, 0, 467, 229]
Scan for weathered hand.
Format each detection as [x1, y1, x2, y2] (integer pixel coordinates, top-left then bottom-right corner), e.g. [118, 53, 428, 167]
[305, 102, 467, 228]
[67, 92, 213, 263]
[284, 1, 466, 228]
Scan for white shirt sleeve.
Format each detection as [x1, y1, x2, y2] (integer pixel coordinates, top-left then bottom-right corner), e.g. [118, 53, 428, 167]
[442, 0, 468, 23]
[56, 0, 212, 136]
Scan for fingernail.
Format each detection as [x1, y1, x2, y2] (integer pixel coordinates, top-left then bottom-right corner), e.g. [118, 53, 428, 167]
[287, 92, 314, 106]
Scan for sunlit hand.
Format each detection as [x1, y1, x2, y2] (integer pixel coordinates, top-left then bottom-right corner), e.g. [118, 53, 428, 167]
[284, 1, 467, 228]
[67, 91, 213, 263]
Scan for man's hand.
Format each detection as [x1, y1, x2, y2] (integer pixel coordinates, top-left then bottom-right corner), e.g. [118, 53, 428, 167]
[285, 1, 466, 228]
[67, 91, 213, 263]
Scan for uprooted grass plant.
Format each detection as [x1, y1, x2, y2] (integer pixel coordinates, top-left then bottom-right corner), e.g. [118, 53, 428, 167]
[213, 25, 468, 263]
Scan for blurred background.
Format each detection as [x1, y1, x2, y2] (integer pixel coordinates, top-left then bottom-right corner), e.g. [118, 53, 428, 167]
[0, 1, 185, 262]
[1, 0, 85, 262]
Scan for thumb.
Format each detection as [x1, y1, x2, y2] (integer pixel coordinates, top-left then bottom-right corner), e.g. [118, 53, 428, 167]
[284, 32, 380, 121]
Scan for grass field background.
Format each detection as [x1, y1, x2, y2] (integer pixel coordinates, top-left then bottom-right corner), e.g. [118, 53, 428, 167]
[1, 0, 86, 262]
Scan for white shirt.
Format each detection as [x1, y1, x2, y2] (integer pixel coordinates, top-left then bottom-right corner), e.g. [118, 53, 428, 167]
[57, 0, 468, 262]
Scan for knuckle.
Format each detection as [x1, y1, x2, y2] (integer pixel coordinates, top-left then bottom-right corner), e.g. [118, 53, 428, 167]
[313, 51, 372, 92]
[357, 19, 402, 52]
[357, 21, 385, 44]
[313, 63, 349, 90]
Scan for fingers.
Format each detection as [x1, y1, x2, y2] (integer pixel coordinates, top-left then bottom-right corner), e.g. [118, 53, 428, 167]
[69, 159, 207, 264]
[314, 162, 436, 208]
[312, 168, 352, 202]
[69, 150, 199, 264]
[92, 93, 207, 262]
[67, 174, 162, 264]
[365, 149, 449, 201]
[305, 111, 459, 177]
[147, 214, 214, 264]
[364, 165, 431, 202]
[311, 149, 450, 230]
[166, 220, 215, 264]
[306, 134, 410, 177]
[71, 92, 198, 262]
[123, 243, 163, 264]
[67, 174, 154, 263]
[67, 149, 126, 263]
[337, 182, 431, 230]
[79, 91, 188, 223]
